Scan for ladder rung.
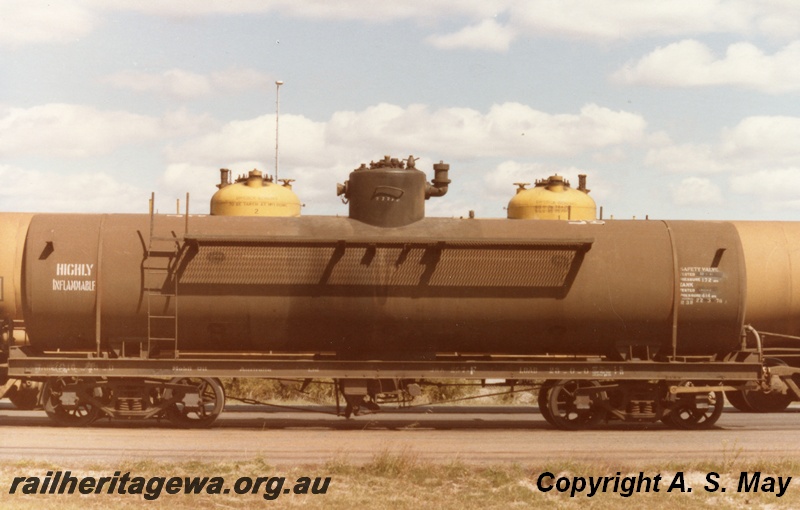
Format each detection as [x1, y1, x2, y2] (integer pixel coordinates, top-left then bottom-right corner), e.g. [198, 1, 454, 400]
[148, 195, 182, 358]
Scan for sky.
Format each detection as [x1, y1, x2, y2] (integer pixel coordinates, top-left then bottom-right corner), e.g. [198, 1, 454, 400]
[2, 1, 800, 221]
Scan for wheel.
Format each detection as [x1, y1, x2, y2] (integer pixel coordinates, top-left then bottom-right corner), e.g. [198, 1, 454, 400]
[547, 380, 607, 430]
[725, 389, 754, 412]
[42, 377, 102, 426]
[164, 377, 225, 428]
[7, 381, 42, 410]
[743, 358, 793, 412]
[744, 389, 792, 412]
[666, 384, 723, 430]
[726, 387, 792, 413]
[725, 358, 793, 413]
[537, 381, 556, 426]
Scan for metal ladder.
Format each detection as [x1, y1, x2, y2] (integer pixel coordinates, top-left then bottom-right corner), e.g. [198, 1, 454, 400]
[143, 193, 186, 358]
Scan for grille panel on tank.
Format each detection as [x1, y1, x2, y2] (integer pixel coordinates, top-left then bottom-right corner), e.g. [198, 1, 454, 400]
[178, 241, 585, 288]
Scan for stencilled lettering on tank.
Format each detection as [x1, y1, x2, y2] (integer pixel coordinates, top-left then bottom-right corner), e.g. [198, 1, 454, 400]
[55, 263, 94, 276]
[52, 262, 96, 292]
[679, 266, 723, 305]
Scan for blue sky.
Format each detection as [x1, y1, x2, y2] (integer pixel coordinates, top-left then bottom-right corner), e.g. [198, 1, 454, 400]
[2, 1, 800, 220]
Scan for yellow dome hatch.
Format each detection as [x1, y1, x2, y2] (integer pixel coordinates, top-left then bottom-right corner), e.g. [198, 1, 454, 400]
[507, 174, 596, 220]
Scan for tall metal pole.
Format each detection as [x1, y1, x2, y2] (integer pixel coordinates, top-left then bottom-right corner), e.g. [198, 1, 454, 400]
[275, 80, 283, 182]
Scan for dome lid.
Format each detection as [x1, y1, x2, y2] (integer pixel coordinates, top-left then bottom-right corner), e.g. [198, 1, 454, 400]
[211, 168, 301, 217]
[507, 174, 596, 220]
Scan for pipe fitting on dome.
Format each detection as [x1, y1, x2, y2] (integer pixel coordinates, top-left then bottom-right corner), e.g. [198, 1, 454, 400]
[425, 161, 450, 199]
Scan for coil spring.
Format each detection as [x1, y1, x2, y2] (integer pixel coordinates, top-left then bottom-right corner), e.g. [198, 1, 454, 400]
[117, 397, 144, 411]
[628, 400, 654, 416]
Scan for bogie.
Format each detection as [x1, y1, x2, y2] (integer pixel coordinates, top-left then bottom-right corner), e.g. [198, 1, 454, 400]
[41, 377, 103, 427]
[537, 379, 729, 430]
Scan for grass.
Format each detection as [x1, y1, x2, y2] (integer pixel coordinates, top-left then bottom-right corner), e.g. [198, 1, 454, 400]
[2, 453, 800, 509]
[220, 377, 537, 407]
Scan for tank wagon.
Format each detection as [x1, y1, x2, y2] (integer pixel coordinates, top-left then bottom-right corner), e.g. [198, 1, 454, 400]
[2, 155, 800, 430]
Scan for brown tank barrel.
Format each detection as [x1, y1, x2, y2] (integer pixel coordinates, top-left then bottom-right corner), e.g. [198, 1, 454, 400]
[19, 214, 746, 358]
[0, 213, 33, 327]
[733, 221, 800, 335]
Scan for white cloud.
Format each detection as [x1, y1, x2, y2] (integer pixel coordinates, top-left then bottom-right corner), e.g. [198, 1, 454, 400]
[87, 0, 280, 18]
[427, 19, 516, 52]
[210, 69, 273, 93]
[7, 100, 793, 218]
[613, 40, 800, 94]
[91, 0, 501, 22]
[161, 109, 216, 134]
[642, 116, 800, 214]
[93, 0, 788, 42]
[0, 104, 209, 158]
[0, 164, 146, 213]
[729, 168, 800, 212]
[0, 0, 96, 47]
[730, 168, 800, 200]
[671, 176, 723, 206]
[104, 69, 211, 99]
[506, 1, 800, 42]
[159, 163, 220, 211]
[483, 161, 549, 197]
[591, 147, 628, 164]
[645, 143, 730, 173]
[752, 0, 800, 40]
[326, 102, 646, 158]
[511, 1, 750, 41]
[721, 116, 800, 159]
[161, 102, 644, 216]
[103, 68, 272, 99]
[167, 102, 645, 174]
[7, 1, 800, 51]
[166, 113, 328, 167]
[646, 115, 800, 176]
[0, 104, 158, 158]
